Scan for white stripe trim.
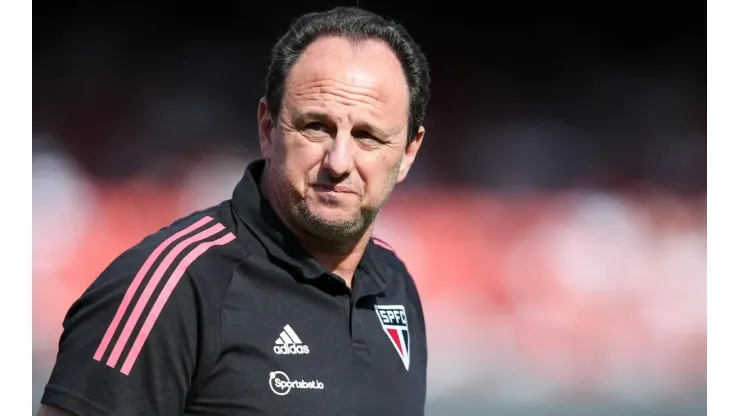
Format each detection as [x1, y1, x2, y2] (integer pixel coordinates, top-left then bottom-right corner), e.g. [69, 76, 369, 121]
[279, 332, 293, 344]
[283, 324, 302, 344]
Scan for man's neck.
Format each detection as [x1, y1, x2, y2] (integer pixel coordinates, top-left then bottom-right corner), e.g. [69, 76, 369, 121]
[296, 232, 370, 286]
[260, 171, 371, 287]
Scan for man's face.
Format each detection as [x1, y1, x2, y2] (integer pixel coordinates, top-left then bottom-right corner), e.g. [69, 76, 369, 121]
[258, 36, 424, 241]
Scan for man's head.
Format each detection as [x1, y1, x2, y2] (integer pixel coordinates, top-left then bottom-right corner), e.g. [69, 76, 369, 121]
[257, 7, 430, 243]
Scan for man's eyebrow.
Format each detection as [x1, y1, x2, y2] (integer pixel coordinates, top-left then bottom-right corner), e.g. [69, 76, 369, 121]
[291, 110, 333, 123]
[290, 110, 395, 138]
[353, 121, 393, 139]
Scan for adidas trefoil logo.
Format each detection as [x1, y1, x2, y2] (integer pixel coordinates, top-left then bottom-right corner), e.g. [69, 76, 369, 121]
[273, 324, 310, 355]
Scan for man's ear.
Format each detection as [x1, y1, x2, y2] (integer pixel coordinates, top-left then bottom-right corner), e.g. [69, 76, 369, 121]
[396, 126, 425, 184]
[257, 98, 275, 161]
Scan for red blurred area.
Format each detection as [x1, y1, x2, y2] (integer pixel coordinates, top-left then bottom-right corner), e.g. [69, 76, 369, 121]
[33, 175, 706, 402]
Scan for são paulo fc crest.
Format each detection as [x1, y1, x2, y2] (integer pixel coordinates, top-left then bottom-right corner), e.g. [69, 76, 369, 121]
[374, 305, 410, 370]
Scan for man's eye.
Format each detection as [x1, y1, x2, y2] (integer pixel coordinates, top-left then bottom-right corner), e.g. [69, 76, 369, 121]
[354, 131, 378, 141]
[305, 122, 328, 132]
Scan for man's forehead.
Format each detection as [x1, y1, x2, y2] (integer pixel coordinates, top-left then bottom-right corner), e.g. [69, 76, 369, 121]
[287, 37, 407, 93]
[283, 37, 409, 120]
[299, 36, 399, 66]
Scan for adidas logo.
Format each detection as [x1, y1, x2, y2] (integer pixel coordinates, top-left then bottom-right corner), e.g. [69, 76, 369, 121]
[273, 324, 310, 355]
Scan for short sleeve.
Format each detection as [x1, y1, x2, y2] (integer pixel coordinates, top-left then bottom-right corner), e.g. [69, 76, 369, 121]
[41, 246, 203, 416]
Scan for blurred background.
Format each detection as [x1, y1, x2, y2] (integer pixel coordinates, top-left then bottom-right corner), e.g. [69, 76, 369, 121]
[33, 1, 706, 414]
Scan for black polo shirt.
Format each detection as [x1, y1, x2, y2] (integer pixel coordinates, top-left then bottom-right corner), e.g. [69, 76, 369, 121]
[41, 159, 428, 416]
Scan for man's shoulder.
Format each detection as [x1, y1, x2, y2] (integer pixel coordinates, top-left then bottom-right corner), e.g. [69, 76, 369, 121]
[371, 235, 410, 275]
[94, 201, 244, 292]
[371, 236, 421, 297]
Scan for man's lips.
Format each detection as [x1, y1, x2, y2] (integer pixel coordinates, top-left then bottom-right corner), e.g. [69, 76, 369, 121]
[312, 183, 356, 194]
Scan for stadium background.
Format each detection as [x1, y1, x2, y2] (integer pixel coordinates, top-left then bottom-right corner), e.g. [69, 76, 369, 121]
[32, 1, 706, 414]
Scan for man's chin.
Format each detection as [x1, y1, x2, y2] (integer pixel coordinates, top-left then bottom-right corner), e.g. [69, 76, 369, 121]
[302, 203, 354, 222]
[299, 211, 365, 239]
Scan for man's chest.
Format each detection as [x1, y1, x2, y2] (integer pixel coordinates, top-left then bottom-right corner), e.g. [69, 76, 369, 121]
[186, 273, 426, 415]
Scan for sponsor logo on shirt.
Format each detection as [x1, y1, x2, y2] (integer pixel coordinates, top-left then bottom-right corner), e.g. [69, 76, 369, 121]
[269, 371, 324, 396]
[273, 324, 310, 355]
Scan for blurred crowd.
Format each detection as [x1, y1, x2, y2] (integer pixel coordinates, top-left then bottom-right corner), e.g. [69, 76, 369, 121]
[33, 3, 706, 414]
[32, 142, 707, 414]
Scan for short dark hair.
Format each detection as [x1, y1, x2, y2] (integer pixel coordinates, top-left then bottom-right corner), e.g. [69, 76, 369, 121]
[264, 7, 430, 145]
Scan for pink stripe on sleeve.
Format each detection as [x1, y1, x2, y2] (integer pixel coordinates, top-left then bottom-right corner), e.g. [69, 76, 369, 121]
[120, 232, 236, 375]
[93, 216, 214, 361]
[106, 222, 226, 368]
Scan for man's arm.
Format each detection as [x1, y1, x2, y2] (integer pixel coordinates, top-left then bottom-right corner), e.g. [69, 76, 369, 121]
[39, 215, 235, 415]
[37, 404, 75, 416]
[39, 247, 203, 415]
[39, 215, 233, 415]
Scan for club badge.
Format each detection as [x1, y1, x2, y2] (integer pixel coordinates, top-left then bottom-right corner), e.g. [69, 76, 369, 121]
[374, 304, 410, 370]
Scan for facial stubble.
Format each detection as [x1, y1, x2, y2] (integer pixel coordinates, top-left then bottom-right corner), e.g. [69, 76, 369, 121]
[275, 160, 402, 243]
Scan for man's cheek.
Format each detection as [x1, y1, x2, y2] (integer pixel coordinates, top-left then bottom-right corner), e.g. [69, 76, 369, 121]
[364, 179, 385, 202]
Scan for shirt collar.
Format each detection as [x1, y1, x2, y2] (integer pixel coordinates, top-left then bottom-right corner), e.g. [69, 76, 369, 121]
[231, 159, 391, 294]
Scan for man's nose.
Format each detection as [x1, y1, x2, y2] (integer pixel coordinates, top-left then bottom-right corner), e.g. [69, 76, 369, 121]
[322, 133, 353, 179]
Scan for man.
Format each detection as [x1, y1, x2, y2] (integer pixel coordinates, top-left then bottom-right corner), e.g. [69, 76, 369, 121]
[39, 6, 430, 416]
